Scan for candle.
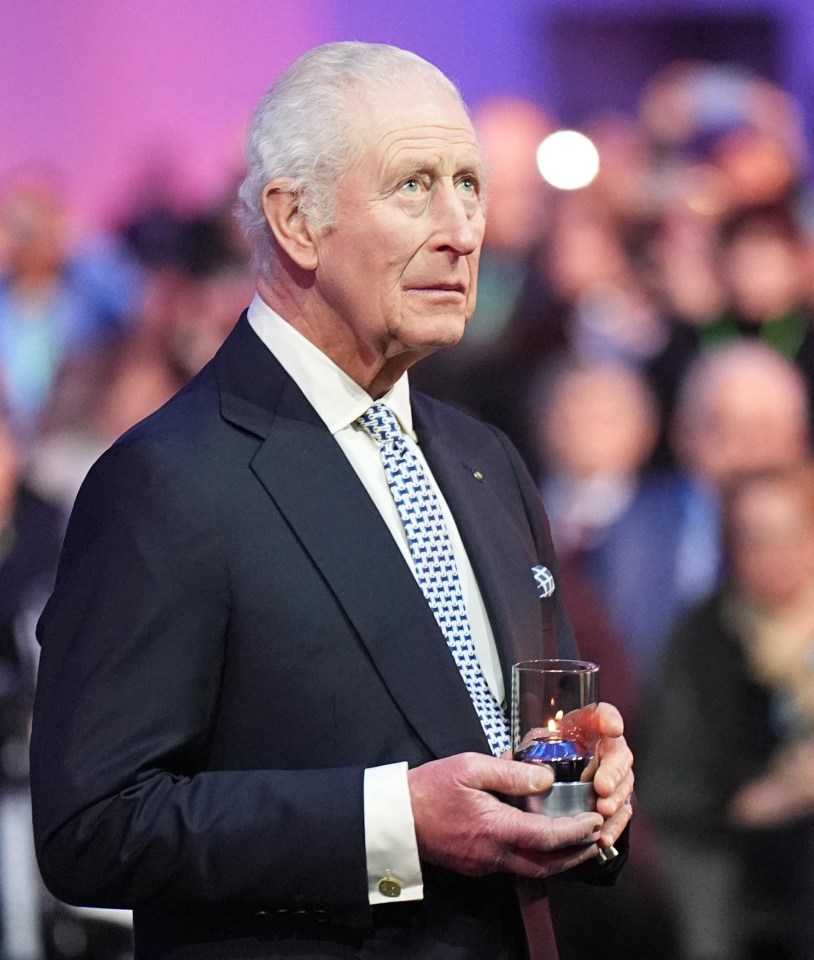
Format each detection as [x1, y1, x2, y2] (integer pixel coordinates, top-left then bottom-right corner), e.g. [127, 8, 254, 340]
[513, 712, 593, 782]
[511, 662, 599, 817]
[514, 737, 592, 782]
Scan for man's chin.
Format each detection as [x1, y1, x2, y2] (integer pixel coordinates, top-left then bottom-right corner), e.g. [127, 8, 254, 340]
[402, 314, 468, 354]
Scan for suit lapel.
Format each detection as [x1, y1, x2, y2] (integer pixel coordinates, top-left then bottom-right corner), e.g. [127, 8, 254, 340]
[413, 397, 549, 695]
[214, 317, 489, 759]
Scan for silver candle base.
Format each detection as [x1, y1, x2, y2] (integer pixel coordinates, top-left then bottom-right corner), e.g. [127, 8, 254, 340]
[524, 780, 596, 818]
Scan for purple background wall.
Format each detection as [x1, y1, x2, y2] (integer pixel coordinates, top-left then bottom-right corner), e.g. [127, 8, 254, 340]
[3, 0, 814, 229]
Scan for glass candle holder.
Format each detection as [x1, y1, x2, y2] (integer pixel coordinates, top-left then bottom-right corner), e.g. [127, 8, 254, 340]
[512, 659, 599, 818]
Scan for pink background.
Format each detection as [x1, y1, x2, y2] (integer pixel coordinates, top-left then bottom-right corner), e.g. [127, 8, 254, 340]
[4, 0, 814, 231]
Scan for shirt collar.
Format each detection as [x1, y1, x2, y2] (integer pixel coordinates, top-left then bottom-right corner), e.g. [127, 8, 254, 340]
[246, 293, 415, 439]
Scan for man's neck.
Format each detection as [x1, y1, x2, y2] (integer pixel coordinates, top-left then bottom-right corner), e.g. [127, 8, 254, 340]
[255, 274, 422, 400]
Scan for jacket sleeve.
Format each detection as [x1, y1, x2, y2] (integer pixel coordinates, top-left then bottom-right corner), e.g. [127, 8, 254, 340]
[30, 436, 369, 916]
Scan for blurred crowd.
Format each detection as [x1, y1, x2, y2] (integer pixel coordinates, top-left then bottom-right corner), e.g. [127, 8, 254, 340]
[2, 59, 814, 959]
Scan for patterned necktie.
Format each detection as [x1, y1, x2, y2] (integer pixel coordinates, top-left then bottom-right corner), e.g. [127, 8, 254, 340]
[357, 402, 511, 756]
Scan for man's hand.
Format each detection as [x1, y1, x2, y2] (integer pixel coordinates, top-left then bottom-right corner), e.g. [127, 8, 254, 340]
[586, 702, 635, 851]
[408, 753, 603, 880]
[407, 701, 634, 880]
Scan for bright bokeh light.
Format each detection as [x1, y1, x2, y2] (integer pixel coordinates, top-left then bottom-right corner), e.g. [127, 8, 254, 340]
[536, 130, 600, 190]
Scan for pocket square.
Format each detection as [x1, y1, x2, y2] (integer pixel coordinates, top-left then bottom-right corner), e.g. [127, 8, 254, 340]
[532, 564, 555, 599]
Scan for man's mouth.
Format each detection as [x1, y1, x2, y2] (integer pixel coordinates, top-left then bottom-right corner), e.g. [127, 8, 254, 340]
[406, 282, 466, 296]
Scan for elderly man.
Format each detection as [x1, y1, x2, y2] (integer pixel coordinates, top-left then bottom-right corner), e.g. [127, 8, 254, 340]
[30, 42, 633, 960]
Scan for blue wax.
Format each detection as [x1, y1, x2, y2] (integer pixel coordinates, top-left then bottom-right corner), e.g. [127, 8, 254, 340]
[514, 737, 593, 782]
[517, 738, 583, 763]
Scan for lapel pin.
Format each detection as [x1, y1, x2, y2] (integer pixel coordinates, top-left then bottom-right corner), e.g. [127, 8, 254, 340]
[532, 564, 555, 598]
[472, 469, 485, 482]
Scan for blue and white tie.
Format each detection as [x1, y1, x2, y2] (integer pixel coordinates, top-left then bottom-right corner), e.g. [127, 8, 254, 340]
[357, 402, 512, 756]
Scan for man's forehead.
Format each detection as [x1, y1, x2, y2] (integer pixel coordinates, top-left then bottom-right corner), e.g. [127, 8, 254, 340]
[377, 125, 482, 164]
[352, 83, 480, 153]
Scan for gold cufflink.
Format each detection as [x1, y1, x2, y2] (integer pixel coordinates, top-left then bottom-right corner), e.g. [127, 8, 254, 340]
[378, 875, 402, 898]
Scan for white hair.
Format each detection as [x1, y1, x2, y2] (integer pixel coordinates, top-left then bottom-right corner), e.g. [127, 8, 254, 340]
[237, 41, 465, 276]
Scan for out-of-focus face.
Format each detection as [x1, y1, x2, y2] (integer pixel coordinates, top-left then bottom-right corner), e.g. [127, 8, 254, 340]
[473, 97, 552, 254]
[312, 78, 486, 368]
[0, 184, 67, 277]
[725, 229, 804, 321]
[542, 365, 657, 479]
[679, 364, 808, 489]
[731, 478, 814, 608]
[548, 201, 628, 302]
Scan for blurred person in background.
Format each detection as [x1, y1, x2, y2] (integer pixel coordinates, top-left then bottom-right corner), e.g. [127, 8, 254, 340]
[117, 182, 253, 383]
[25, 196, 253, 515]
[0, 174, 140, 445]
[638, 61, 807, 215]
[700, 203, 814, 415]
[26, 336, 181, 516]
[0, 414, 63, 747]
[532, 343, 810, 713]
[667, 340, 811, 611]
[648, 183, 729, 333]
[633, 61, 810, 449]
[524, 192, 698, 471]
[640, 463, 814, 960]
[535, 359, 676, 703]
[530, 358, 680, 960]
[0, 413, 133, 960]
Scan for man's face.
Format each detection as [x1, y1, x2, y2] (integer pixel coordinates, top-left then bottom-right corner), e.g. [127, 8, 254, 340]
[683, 372, 807, 489]
[731, 480, 814, 608]
[312, 80, 486, 368]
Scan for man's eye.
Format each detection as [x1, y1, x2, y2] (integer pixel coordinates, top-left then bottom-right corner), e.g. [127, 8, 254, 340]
[458, 177, 478, 195]
[401, 178, 421, 194]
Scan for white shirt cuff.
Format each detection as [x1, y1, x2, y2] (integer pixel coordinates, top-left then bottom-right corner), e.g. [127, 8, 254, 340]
[363, 762, 424, 904]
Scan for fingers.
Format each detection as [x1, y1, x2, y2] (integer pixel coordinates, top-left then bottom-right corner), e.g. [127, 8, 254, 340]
[408, 753, 603, 879]
[596, 768, 634, 815]
[504, 808, 602, 853]
[589, 701, 625, 737]
[502, 839, 600, 879]
[598, 796, 634, 848]
[466, 751, 556, 798]
[592, 734, 634, 798]
[589, 729, 634, 846]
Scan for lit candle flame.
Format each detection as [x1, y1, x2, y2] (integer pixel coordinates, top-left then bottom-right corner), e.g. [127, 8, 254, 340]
[547, 710, 564, 735]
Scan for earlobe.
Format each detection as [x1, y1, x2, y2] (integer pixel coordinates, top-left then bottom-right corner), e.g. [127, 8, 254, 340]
[261, 179, 319, 271]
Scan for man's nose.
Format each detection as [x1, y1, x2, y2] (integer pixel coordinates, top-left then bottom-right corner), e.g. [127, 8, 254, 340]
[431, 184, 482, 256]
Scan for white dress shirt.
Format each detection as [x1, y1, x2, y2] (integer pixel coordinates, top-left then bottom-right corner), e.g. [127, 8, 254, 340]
[247, 294, 504, 904]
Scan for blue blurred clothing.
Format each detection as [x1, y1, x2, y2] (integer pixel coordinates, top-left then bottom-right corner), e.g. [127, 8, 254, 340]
[0, 239, 140, 438]
[542, 471, 722, 689]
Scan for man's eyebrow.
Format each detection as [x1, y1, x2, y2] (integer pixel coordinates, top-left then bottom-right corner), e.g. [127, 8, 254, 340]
[389, 156, 440, 176]
[388, 154, 485, 180]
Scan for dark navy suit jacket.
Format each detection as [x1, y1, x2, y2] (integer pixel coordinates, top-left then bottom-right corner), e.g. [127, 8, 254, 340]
[30, 315, 581, 960]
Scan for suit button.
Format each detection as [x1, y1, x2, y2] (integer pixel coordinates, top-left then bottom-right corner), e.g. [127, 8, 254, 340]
[377, 876, 402, 898]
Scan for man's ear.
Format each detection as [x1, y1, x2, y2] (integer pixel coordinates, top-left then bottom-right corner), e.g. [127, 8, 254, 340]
[261, 179, 319, 271]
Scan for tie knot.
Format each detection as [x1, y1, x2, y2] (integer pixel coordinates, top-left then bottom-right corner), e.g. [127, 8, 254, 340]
[357, 402, 403, 446]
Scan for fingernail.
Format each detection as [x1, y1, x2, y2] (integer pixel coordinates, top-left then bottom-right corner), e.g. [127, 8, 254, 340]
[529, 773, 552, 791]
